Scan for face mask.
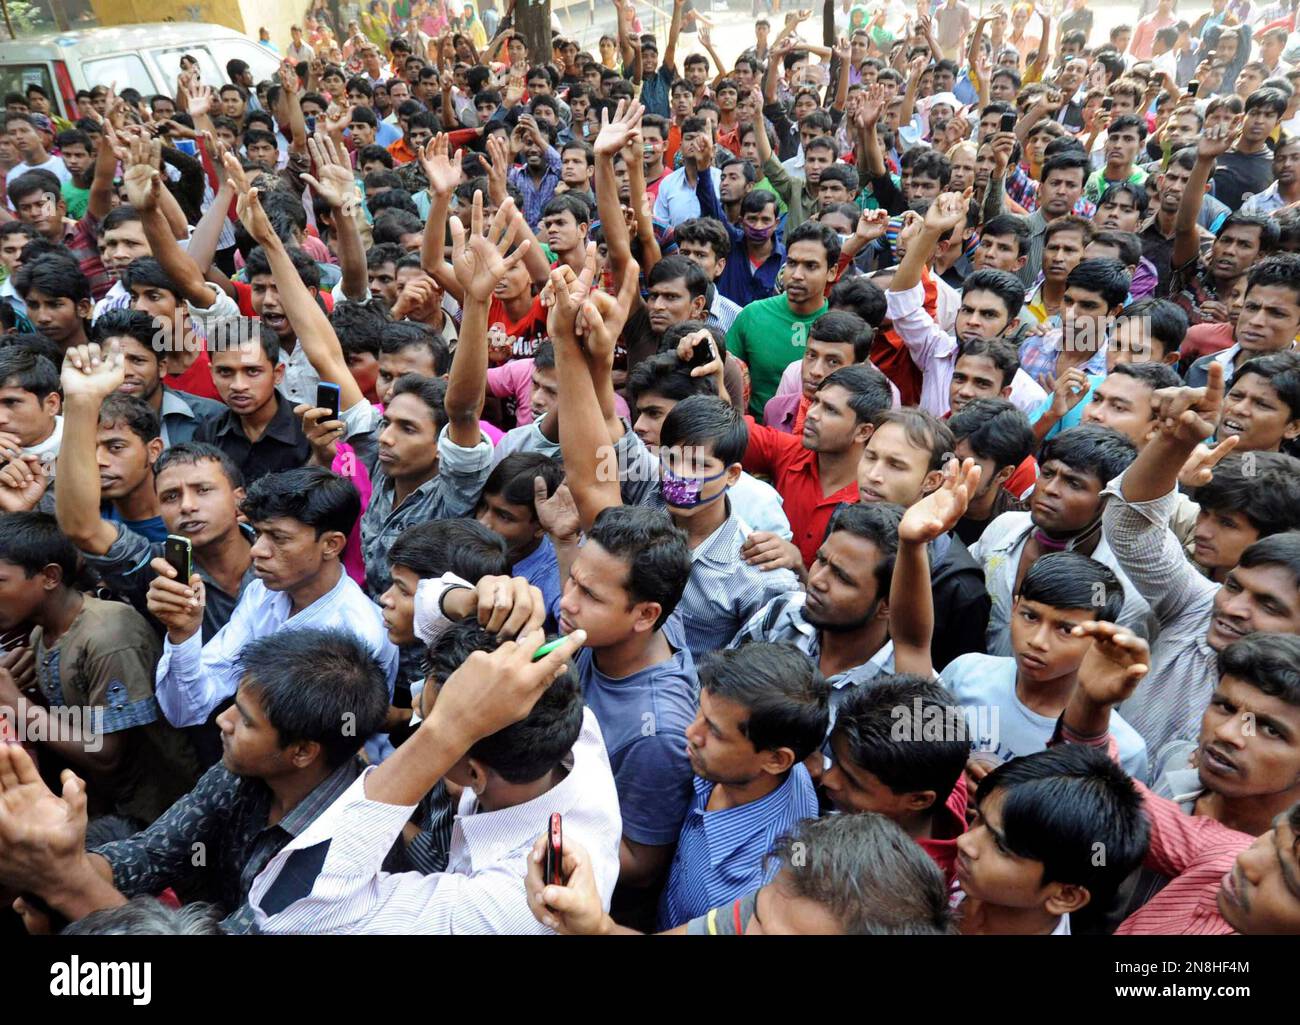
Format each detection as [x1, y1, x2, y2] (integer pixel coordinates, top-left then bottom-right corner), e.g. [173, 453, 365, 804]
[660, 464, 729, 509]
[744, 223, 775, 243]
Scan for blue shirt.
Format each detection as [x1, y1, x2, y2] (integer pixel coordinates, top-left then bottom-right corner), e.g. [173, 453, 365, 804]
[695, 167, 786, 306]
[653, 165, 723, 228]
[104, 508, 169, 543]
[575, 613, 698, 846]
[639, 65, 674, 118]
[508, 146, 563, 229]
[657, 764, 818, 929]
[513, 534, 560, 627]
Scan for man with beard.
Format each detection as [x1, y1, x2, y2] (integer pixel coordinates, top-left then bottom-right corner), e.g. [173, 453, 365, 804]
[986, 149, 1091, 287]
[1240, 136, 1300, 216]
[507, 114, 562, 230]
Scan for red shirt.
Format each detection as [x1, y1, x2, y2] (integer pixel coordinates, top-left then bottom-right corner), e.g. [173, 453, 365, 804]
[742, 416, 859, 568]
[164, 349, 220, 401]
[917, 776, 968, 887]
[1180, 322, 1236, 364]
[1003, 453, 1038, 502]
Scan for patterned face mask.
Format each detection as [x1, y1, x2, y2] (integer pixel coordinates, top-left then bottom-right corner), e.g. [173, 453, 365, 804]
[660, 464, 730, 510]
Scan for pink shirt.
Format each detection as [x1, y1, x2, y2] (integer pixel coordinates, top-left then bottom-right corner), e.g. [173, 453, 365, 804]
[332, 441, 371, 588]
[485, 357, 629, 426]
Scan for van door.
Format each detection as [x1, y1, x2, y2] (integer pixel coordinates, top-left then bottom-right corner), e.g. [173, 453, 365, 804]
[80, 52, 157, 102]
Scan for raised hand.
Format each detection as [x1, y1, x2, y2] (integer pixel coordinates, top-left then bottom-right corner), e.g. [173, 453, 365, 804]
[577, 251, 639, 364]
[534, 478, 582, 544]
[0, 744, 89, 896]
[187, 82, 215, 118]
[859, 82, 885, 129]
[121, 132, 164, 212]
[924, 188, 970, 234]
[855, 207, 891, 245]
[594, 98, 645, 159]
[1152, 359, 1226, 445]
[1071, 621, 1151, 709]
[449, 192, 531, 302]
[1198, 116, 1240, 161]
[61, 340, 126, 401]
[303, 133, 362, 214]
[295, 404, 345, 466]
[279, 59, 301, 95]
[146, 555, 204, 644]
[1042, 366, 1093, 420]
[418, 132, 464, 196]
[899, 457, 983, 545]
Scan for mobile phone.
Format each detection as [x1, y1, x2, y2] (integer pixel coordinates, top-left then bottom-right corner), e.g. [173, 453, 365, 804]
[685, 332, 719, 370]
[1187, 80, 1200, 98]
[532, 637, 567, 662]
[316, 382, 341, 421]
[1102, 96, 1113, 111]
[174, 138, 197, 156]
[999, 111, 1017, 133]
[544, 812, 563, 887]
[164, 534, 193, 583]
[306, 114, 318, 135]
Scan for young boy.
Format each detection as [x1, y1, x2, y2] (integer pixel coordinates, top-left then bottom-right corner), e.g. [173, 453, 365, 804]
[0, 347, 61, 481]
[942, 549, 1149, 780]
[955, 745, 1150, 934]
[475, 452, 565, 614]
[0, 511, 199, 824]
[1216, 351, 1300, 454]
[13, 253, 92, 351]
[948, 398, 1035, 546]
[1190, 452, 1300, 583]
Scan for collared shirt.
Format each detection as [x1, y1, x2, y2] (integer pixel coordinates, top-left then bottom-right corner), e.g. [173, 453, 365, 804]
[1168, 254, 1223, 328]
[93, 756, 380, 933]
[741, 417, 858, 569]
[657, 765, 819, 930]
[84, 522, 257, 643]
[63, 212, 113, 300]
[281, 341, 323, 409]
[194, 391, 310, 484]
[360, 424, 493, 598]
[1240, 180, 1287, 216]
[159, 386, 225, 448]
[155, 569, 398, 728]
[653, 165, 723, 227]
[885, 281, 961, 417]
[1017, 329, 1109, 384]
[673, 500, 800, 660]
[968, 511, 1154, 662]
[250, 708, 623, 934]
[508, 146, 563, 229]
[1018, 208, 1050, 287]
[709, 287, 743, 333]
[1101, 474, 1221, 773]
[731, 591, 897, 714]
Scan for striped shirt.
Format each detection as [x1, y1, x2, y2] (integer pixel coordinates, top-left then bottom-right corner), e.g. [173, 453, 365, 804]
[250, 708, 623, 934]
[673, 501, 801, 661]
[1101, 474, 1222, 774]
[658, 765, 818, 930]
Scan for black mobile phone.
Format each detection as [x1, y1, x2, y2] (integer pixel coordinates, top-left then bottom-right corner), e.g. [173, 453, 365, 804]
[164, 534, 193, 583]
[1102, 96, 1114, 111]
[544, 812, 563, 887]
[317, 382, 341, 421]
[999, 111, 1017, 133]
[1187, 80, 1200, 98]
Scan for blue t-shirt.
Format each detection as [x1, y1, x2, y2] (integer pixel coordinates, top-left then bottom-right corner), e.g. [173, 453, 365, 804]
[104, 508, 169, 543]
[575, 612, 698, 846]
[940, 652, 1148, 781]
[513, 534, 560, 627]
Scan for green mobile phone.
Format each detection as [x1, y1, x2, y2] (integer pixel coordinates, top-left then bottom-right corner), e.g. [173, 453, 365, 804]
[532, 637, 567, 662]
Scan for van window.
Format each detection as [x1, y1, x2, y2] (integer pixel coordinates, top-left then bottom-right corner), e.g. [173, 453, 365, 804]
[82, 54, 154, 99]
[203, 39, 281, 85]
[0, 65, 55, 107]
[149, 46, 223, 93]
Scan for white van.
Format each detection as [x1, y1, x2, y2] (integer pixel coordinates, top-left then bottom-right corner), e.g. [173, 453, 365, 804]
[0, 23, 282, 121]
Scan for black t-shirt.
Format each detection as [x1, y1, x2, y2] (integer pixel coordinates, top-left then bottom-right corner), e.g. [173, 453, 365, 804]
[1212, 150, 1275, 211]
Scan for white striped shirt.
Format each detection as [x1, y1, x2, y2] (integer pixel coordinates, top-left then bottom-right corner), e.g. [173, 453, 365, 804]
[249, 708, 622, 934]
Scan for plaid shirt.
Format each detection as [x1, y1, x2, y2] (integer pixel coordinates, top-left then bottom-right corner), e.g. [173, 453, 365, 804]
[1002, 168, 1096, 219]
[508, 146, 563, 229]
[1018, 328, 1110, 383]
[64, 213, 113, 300]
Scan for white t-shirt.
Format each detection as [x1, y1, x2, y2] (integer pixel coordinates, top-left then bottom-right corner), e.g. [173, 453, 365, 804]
[941, 652, 1149, 781]
[5, 154, 71, 202]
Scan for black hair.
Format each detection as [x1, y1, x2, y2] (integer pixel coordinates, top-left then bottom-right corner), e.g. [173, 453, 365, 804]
[236, 628, 389, 769]
[981, 214, 1030, 257]
[1244, 86, 1289, 117]
[1220, 210, 1281, 254]
[786, 220, 841, 268]
[119, 256, 181, 298]
[956, 336, 1021, 390]
[368, 189, 420, 218]
[541, 191, 592, 226]
[1107, 112, 1149, 142]
[825, 502, 902, 596]
[381, 322, 450, 375]
[809, 309, 873, 363]
[961, 269, 1026, 323]
[389, 518, 509, 582]
[425, 620, 584, 783]
[586, 505, 692, 629]
[7, 169, 63, 206]
[1109, 360, 1182, 394]
[833, 674, 968, 807]
[0, 511, 79, 583]
[648, 254, 709, 301]
[870, 407, 956, 472]
[1040, 149, 1090, 185]
[627, 350, 717, 405]
[92, 307, 159, 356]
[1196, 453, 1300, 541]
[388, 371, 451, 434]
[948, 398, 1034, 471]
[13, 254, 90, 305]
[818, 163, 860, 195]
[1233, 351, 1300, 422]
[1246, 252, 1300, 306]
[240, 466, 361, 539]
[1098, 180, 1149, 219]
[1114, 297, 1188, 359]
[244, 245, 321, 290]
[909, 150, 951, 187]
[819, 363, 893, 424]
[152, 441, 244, 491]
[674, 217, 731, 261]
[1017, 549, 1125, 621]
[0, 347, 59, 402]
[330, 301, 388, 360]
[829, 274, 887, 329]
[740, 188, 781, 218]
[98, 392, 160, 445]
[698, 643, 830, 761]
[660, 394, 748, 467]
[976, 745, 1149, 905]
[1217, 632, 1300, 707]
[1065, 258, 1132, 309]
[1039, 425, 1139, 489]
[481, 451, 564, 514]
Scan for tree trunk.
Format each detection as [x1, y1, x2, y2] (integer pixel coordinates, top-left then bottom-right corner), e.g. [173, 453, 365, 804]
[514, 0, 553, 68]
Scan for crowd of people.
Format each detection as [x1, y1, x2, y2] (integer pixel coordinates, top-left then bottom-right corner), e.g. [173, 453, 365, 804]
[0, 0, 1298, 937]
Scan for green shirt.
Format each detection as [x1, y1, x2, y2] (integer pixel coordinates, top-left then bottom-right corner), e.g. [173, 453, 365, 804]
[62, 179, 89, 220]
[1084, 166, 1148, 206]
[726, 294, 829, 418]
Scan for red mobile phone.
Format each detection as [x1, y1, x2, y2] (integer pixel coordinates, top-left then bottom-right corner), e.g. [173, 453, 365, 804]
[544, 812, 563, 886]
